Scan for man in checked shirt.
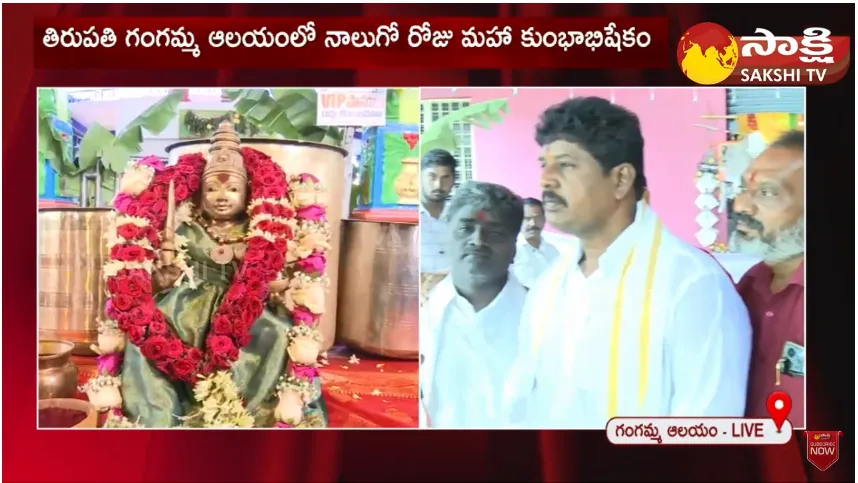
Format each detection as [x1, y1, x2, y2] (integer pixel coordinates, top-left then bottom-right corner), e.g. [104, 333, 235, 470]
[419, 149, 457, 297]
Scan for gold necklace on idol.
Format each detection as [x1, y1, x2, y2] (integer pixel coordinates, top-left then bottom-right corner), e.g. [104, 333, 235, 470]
[195, 212, 248, 265]
[531, 209, 663, 418]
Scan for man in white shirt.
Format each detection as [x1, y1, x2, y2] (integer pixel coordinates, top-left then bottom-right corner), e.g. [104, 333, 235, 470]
[512, 198, 561, 289]
[419, 149, 457, 274]
[505, 97, 752, 429]
[420, 182, 528, 428]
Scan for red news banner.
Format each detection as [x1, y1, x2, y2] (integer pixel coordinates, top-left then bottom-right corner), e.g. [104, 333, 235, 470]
[34, 17, 668, 69]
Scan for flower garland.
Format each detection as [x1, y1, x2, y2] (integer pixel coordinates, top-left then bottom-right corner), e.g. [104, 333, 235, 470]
[281, 173, 331, 392]
[103, 151, 329, 389]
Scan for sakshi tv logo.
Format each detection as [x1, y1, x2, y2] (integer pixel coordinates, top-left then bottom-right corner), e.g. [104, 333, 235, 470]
[677, 22, 850, 85]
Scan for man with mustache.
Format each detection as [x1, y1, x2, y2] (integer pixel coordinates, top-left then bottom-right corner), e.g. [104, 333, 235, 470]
[732, 130, 805, 428]
[420, 149, 457, 275]
[420, 182, 527, 428]
[512, 198, 561, 289]
[504, 97, 752, 428]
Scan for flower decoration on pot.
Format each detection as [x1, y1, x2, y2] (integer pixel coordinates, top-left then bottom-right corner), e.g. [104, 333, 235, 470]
[286, 325, 324, 366]
[289, 173, 328, 210]
[288, 221, 332, 262]
[80, 375, 123, 412]
[274, 374, 315, 426]
[92, 319, 126, 355]
[280, 273, 330, 316]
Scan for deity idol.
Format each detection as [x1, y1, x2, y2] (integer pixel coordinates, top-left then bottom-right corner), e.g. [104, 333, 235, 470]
[93, 121, 332, 428]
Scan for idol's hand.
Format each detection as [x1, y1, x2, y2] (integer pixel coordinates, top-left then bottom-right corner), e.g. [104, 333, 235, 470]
[152, 263, 182, 293]
[267, 279, 290, 308]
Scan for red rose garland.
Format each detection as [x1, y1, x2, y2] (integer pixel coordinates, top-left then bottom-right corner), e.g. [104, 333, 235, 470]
[104, 148, 307, 384]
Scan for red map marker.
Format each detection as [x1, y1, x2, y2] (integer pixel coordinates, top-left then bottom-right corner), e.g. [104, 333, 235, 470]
[766, 391, 792, 432]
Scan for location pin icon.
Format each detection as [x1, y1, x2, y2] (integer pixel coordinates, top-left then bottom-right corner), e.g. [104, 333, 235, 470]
[766, 391, 792, 432]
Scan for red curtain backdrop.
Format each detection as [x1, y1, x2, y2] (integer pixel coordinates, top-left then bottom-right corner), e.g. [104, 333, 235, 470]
[13, 3, 853, 482]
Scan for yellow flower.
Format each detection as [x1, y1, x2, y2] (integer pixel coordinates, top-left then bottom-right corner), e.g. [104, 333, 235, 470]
[288, 334, 322, 366]
[291, 282, 326, 315]
[297, 231, 330, 258]
[118, 164, 154, 196]
[291, 186, 327, 209]
[194, 379, 213, 401]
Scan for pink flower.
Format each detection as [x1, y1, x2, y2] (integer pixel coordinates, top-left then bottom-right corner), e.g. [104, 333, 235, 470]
[292, 307, 316, 326]
[294, 173, 319, 184]
[296, 253, 326, 275]
[136, 156, 166, 172]
[274, 421, 294, 428]
[292, 364, 319, 381]
[97, 352, 123, 376]
[296, 205, 326, 221]
[105, 299, 117, 318]
[113, 193, 133, 213]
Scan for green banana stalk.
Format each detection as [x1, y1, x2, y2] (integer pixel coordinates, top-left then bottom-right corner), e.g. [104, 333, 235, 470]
[223, 88, 344, 145]
[420, 99, 510, 154]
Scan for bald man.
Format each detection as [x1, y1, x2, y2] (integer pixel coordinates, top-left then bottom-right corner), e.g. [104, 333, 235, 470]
[731, 130, 805, 428]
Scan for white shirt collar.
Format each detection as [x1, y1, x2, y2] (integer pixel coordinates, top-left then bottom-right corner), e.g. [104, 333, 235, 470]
[517, 233, 549, 249]
[571, 201, 646, 276]
[420, 202, 444, 219]
[432, 274, 524, 316]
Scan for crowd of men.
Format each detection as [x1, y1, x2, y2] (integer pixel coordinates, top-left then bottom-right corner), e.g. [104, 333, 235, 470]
[418, 97, 805, 432]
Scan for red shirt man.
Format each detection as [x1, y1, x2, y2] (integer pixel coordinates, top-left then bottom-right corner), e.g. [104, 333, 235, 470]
[730, 131, 805, 425]
[737, 261, 804, 426]
[730, 131, 809, 481]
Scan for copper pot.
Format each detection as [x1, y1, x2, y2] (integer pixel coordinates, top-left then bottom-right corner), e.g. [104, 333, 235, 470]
[39, 208, 112, 355]
[38, 398, 98, 428]
[38, 340, 80, 400]
[336, 220, 418, 359]
[166, 138, 348, 351]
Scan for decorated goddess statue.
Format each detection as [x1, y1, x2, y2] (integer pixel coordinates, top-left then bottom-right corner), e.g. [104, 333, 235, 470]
[85, 121, 332, 428]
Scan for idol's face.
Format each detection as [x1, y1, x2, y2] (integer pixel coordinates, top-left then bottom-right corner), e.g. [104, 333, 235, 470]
[448, 204, 516, 285]
[731, 145, 804, 263]
[421, 166, 455, 203]
[201, 174, 247, 220]
[538, 140, 630, 236]
[521, 204, 546, 240]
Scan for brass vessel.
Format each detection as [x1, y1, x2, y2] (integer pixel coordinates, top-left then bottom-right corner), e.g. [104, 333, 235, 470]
[336, 220, 418, 359]
[38, 398, 98, 428]
[166, 138, 348, 350]
[38, 340, 80, 400]
[39, 208, 112, 355]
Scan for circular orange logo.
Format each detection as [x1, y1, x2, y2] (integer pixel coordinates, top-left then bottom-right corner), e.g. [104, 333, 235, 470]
[677, 22, 739, 85]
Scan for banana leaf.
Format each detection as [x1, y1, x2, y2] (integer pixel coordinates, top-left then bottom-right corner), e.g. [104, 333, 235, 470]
[115, 89, 186, 152]
[386, 89, 401, 122]
[380, 131, 419, 205]
[77, 89, 187, 176]
[420, 99, 510, 154]
[38, 157, 46, 196]
[38, 88, 75, 175]
[224, 88, 344, 146]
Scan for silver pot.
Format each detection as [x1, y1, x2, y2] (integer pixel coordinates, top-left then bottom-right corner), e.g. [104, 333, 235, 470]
[39, 208, 112, 356]
[336, 220, 418, 359]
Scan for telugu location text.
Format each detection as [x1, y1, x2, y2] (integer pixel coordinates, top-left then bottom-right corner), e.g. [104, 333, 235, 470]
[740, 67, 828, 83]
[606, 418, 793, 445]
